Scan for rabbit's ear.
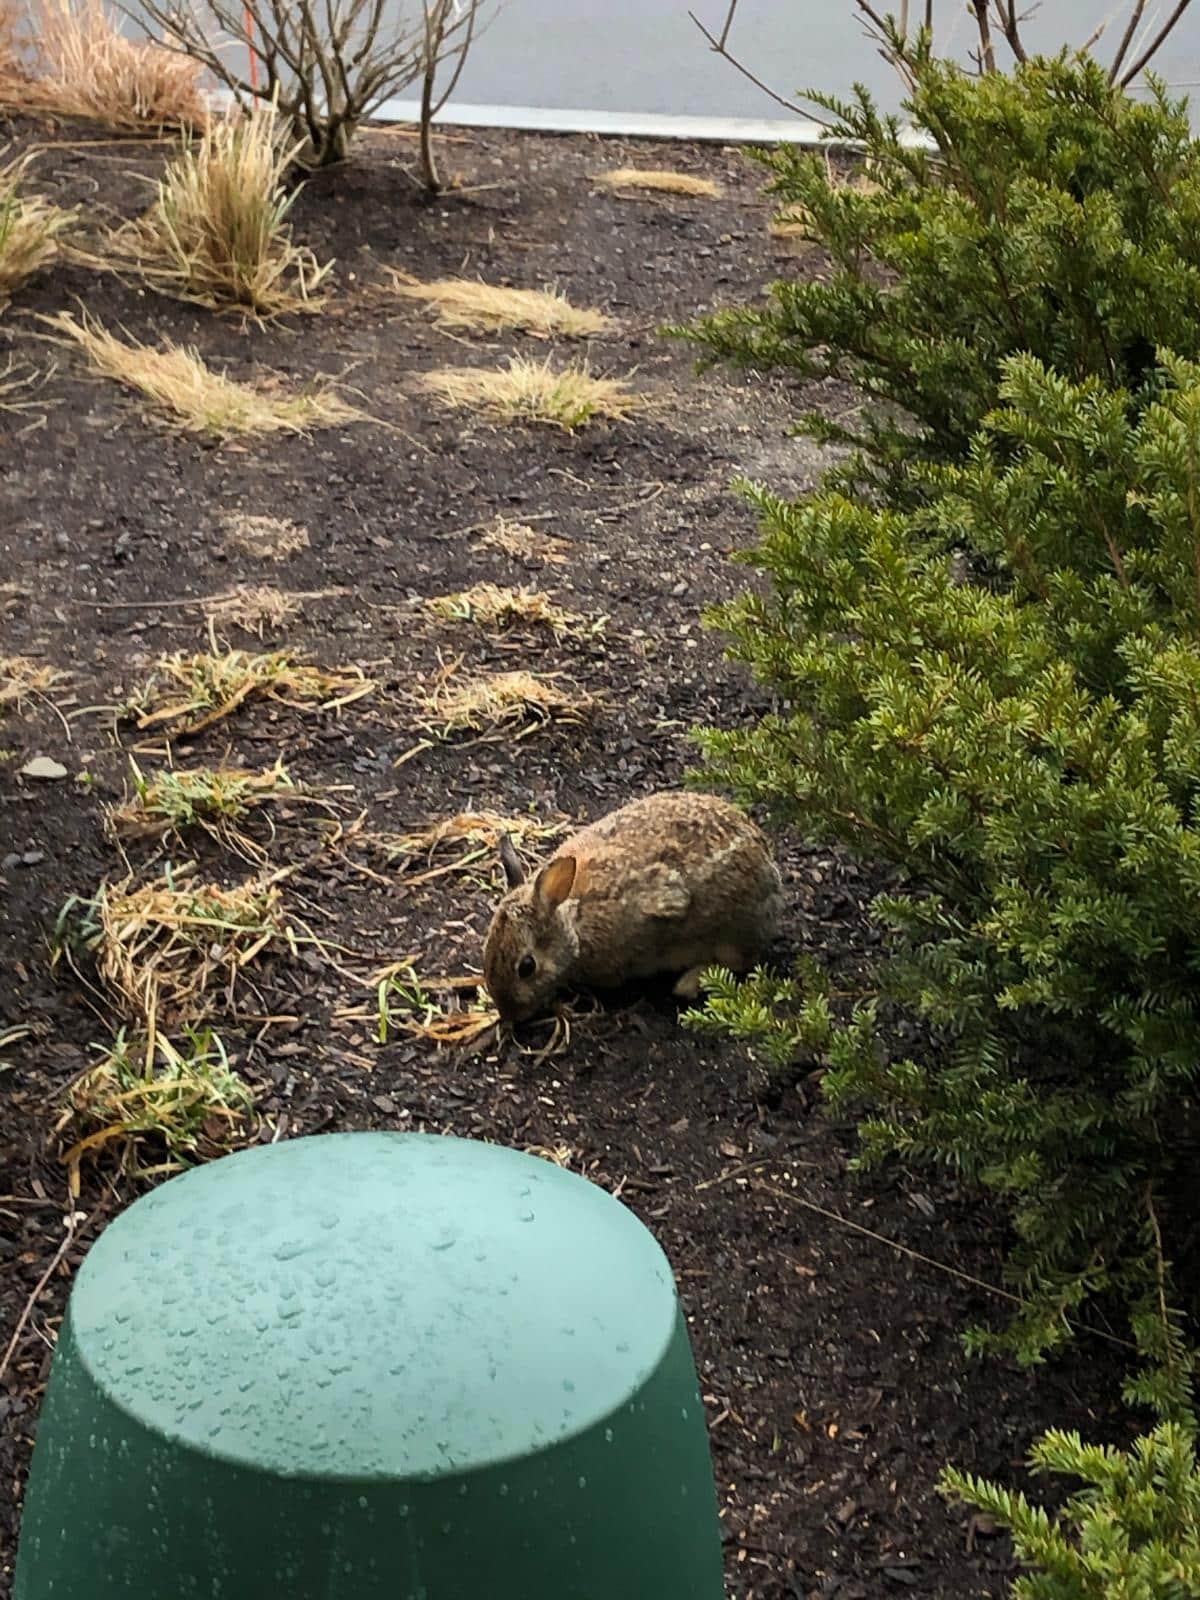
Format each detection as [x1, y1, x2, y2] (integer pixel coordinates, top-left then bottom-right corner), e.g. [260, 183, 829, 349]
[498, 833, 526, 889]
[533, 855, 576, 909]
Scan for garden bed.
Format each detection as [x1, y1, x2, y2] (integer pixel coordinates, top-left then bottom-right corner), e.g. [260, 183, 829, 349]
[0, 118, 1129, 1597]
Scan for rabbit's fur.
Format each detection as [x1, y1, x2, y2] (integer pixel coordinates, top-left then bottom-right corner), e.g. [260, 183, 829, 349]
[482, 791, 783, 1022]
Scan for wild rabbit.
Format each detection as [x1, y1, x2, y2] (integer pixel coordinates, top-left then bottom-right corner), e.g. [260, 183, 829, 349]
[482, 790, 783, 1022]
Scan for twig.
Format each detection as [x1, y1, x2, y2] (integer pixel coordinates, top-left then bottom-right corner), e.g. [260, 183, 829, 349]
[1119, 0, 1193, 85]
[750, 1179, 1136, 1351]
[688, 4, 812, 120]
[0, 1208, 84, 1385]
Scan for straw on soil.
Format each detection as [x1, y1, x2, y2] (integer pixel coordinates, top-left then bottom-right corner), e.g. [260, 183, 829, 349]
[219, 510, 310, 558]
[475, 516, 569, 566]
[107, 758, 295, 845]
[43, 309, 363, 436]
[370, 809, 569, 885]
[112, 99, 331, 315]
[373, 963, 498, 1048]
[423, 582, 594, 637]
[0, 653, 63, 709]
[414, 661, 592, 741]
[15, 0, 208, 129]
[58, 1024, 253, 1181]
[420, 356, 645, 430]
[595, 167, 721, 199]
[67, 864, 289, 1027]
[127, 640, 375, 735]
[388, 270, 612, 338]
[0, 149, 73, 306]
[202, 584, 302, 635]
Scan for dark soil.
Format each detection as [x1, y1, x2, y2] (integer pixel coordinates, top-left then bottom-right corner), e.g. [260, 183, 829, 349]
[0, 116, 1132, 1597]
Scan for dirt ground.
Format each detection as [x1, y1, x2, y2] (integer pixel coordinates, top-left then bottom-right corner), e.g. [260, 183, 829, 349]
[0, 117, 1133, 1597]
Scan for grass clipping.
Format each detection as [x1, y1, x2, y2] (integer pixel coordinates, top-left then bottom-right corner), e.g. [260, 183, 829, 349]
[424, 582, 596, 638]
[475, 517, 569, 566]
[62, 864, 289, 1028]
[421, 356, 645, 430]
[1, 653, 64, 710]
[388, 270, 612, 338]
[414, 661, 592, 743]
[370, 809, 568, 885]
[113, 100, 331, 316]
[127, 640, 375, 736]
[0, 148, 73, 307]
[59, 1025, 253, 1181]
[107, 758, 295, 845]
[11, 0, 208, 129]
[595, 167, 721, 198]
[43, 310, 362, 436]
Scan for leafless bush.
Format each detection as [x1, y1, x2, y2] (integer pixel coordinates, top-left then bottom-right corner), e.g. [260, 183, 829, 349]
[136, 0, 491, 176]
[692, 0, 1194, 113]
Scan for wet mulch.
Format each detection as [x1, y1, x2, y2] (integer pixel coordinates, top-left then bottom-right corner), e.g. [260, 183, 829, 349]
[0, 113, 1131, 1597]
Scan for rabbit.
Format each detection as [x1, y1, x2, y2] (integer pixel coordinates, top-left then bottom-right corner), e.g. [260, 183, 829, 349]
[482, 790, 783, 1022]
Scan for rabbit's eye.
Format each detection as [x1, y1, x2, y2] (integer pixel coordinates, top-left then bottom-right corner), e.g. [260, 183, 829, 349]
[517, 955, 536, 980]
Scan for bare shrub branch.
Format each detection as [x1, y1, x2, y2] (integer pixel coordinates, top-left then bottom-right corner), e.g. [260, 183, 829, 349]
[133, 0, 493, 168]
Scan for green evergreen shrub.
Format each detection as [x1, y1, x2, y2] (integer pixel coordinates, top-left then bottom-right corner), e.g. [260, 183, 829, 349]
[673, 49, 1200, 497]
[685, 348, 1200, 1381]
[940, 1424, 1200, 1599]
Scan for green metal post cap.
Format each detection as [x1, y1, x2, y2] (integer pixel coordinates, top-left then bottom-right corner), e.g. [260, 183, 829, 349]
[16, 1132, 724, 1598]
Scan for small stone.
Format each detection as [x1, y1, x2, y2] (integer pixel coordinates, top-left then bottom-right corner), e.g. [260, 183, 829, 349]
[19, 756, 68, 780]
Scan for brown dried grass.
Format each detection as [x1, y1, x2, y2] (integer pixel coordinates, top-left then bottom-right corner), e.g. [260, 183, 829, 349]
[423, 581, 594, 638]
[0, 148, 73, 306]
[0, 652, 63, 709]
[420, 356, 646, 430]
[107, 758, 295, 845]
[111, 99, 331, 315]
[414, 661, 592, 741]
[43, 310, 364, 436]
[475, 516, 569, 565]
[17, 0, 208, 130]
[595, 166, 721, 199]
[370, 808, 568, 885]
[219, 510, 310, 558]
[78, 865, 288, 1027]
[127, 640, 375, 736]
[58, 1024, 254, 1182]
[388, 270, 613, 338]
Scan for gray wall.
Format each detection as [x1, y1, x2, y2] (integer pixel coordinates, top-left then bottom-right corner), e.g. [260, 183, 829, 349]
[427, 1, 1199, 119]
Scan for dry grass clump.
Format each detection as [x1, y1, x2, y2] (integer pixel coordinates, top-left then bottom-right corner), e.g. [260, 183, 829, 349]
[202, 584, 302, 635]
[107, 758, 294, 847]
[0, 150, 73, 306]
[219, 510, 310, 558]
[17, 0, 208, 130]
[423, 581, 594, 638]
[373, 963, 498, 1048]
[475, 516, 569, 566]
[113, 100, 331, 316]
[60, 865, 288, 1027]
[0, 653, 63, 710]
[595, 167, 721, 199]
[371, 809, 568, 885]
[421, 356, 645, 430]
[43, 310, 363, 436]
[127, 639, 375, 735]
[415, 661, 592, 741]
[388, 270, 612, 338]
[58, 1025, 253, 1180]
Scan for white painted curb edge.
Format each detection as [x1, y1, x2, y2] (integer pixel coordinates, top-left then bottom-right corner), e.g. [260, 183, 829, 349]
[371, 97, 934, 148]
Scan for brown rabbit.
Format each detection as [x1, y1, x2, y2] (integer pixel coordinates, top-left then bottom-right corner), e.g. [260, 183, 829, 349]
[482, 791, 783, 1022]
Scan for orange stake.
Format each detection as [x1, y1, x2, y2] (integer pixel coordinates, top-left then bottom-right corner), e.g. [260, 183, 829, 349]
[244, 5, 259, 89]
